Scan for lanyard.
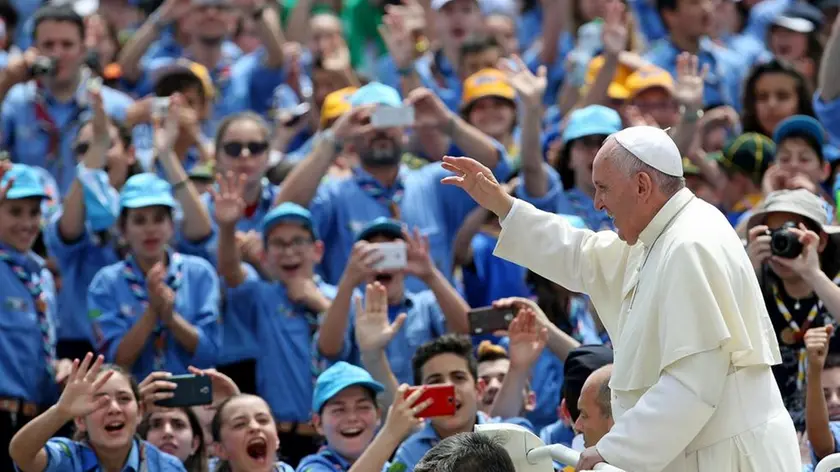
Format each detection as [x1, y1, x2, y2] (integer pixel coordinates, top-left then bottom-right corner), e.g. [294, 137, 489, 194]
[0, 248, 54, 376]
[121, 253, 183, 371]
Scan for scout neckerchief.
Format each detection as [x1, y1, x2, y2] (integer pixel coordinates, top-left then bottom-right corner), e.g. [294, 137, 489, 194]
[33, 70, 92, 184]
[276, 275, 325, 382]
[122, 252, 184, 371]
[0, 247, 55, 377]
[353, 167, 404, 219]
[774, 271, 840, 390]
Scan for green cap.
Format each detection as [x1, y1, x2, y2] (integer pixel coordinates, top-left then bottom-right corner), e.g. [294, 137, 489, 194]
[714, 133, 776, 185]
[682, 157, 701, 176]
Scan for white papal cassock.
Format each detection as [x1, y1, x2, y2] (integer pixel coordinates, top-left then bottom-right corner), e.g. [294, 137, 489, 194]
[494, 188, 801, 472]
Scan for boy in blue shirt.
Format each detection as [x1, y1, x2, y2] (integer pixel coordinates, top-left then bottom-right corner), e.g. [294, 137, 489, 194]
[316, 217, 471, 385]
[214, 172, 336, 466]
[385, 334, 532, 472]
[805, 325, 840, 470]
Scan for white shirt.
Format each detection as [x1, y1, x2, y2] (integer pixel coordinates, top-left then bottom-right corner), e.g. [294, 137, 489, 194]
[495, 188, 801, 472]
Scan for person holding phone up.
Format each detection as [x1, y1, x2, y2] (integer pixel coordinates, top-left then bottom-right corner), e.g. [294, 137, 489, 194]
[214, 172, 336, 466]
[316, 217, 471, 385]
[10, 353, 187, 472]
[0, 162, 73, 470]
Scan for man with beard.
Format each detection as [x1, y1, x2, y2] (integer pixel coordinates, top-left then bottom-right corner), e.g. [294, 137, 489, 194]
[276, 82, 510, 293]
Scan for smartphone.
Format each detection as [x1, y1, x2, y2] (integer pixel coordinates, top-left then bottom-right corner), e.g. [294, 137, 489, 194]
[371, 105, 415, 129]
[404, 384, 456, 418]
[371, 241, 407, 271]
[152, 96, 170, 120]
[277, 102, 311, 127]
[467, 306, 516, 336]
[154, 374, 212, 408]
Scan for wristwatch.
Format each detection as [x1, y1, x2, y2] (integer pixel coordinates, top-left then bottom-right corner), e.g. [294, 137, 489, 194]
[679, 105, 704, 123]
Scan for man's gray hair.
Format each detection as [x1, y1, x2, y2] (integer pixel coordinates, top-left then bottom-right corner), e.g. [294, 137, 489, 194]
[413, 432, 517, 472]
[595, 372, 613, 419]
[606, 136, 685, 196]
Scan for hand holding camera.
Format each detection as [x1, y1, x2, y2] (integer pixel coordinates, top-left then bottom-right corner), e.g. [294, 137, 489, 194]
[751, 221, 822, 280]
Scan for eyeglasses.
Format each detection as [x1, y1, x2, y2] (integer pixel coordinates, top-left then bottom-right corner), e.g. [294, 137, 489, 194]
[73, 139, 113, 157]
[222, 141, 269, 158]
[267, 236, 313, 251]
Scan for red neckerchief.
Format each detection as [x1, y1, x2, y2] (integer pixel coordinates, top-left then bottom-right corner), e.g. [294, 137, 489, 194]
[33, 79, 60, 161]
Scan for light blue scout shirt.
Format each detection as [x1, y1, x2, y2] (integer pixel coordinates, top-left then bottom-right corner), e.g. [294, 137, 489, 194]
[807, 421, 840, 471]
[815, 94, 840, 145]
[644, 37, 746, 109]
[208, 457, 294, 472]
[228, 264, 338, 422]
[333, 290, 447, 386]
[87, 173, 220, 380]
[0, 164, 59, 405]
[178, 180, 282, 366]
[0, 75, 133, 196]
[23, 437, 186, 472]
[43, 165, 122, 344]
[297, 362, 386, 472]
[384, 412, 534, 472]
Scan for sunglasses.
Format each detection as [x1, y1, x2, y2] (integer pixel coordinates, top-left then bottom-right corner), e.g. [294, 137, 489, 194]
[222, 141, 269, 158]
[73, 139, 113, 157]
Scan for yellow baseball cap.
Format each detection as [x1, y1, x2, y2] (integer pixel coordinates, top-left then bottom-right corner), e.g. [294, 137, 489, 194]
[625, 66, 675, 99]
[583, 55, 631, 100]
[153, 59, 215, 101]
[461, 68, 516, 112]
[320, 86, 358, 128]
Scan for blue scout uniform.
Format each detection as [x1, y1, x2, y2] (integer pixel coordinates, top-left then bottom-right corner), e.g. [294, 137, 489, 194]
[0, 165, 59, 407]
[208, 457, 295, 472]
[325, 218, 447, 385]
[297, 362, 386, 472]
[0, 73, 133, 196]
[87, 174, 220, 380]
[44, 164, 121, 347]
[24, 437, 186, 472]
[310, 83, 510, 294]
[462, 231, 530, 309]
[226, 203, 337, 422]
[383, 412, 534, 472]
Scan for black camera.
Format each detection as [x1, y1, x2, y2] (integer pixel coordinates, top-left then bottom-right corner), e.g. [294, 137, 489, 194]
[29, 56, 58, 78]
[769, 222, 803, 259]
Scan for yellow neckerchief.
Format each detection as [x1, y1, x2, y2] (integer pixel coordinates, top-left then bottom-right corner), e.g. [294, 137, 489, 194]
[732, 192, 763, 213]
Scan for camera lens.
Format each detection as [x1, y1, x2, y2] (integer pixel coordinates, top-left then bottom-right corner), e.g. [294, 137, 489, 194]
[770, 229, 803, 259]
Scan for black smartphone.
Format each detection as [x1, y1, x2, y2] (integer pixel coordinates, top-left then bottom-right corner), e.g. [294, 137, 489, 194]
[154, 374, 213, 408]
[467, 306, 516, 336]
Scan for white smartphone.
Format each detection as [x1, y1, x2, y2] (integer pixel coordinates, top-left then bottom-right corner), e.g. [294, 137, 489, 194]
[152, 96, 170, 120]
[371, 105, 415, 129]
[371, 241, 407, 271]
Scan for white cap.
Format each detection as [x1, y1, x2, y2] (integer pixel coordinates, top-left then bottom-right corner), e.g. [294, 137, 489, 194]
[613, 126, 684, 177]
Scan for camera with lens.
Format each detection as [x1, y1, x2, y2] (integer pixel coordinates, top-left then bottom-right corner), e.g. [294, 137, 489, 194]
[29, 56, 58, 79]
[769, 222, 803, 259]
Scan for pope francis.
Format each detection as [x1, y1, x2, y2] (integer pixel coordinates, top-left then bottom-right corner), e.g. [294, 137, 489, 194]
[440, 126, 801, 472]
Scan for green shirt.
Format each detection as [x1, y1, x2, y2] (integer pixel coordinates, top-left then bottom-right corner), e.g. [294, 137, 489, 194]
[280, 0, 387, 70]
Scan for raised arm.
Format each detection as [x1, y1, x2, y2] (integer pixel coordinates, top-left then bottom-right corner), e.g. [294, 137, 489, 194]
[212, 172, 248, 287]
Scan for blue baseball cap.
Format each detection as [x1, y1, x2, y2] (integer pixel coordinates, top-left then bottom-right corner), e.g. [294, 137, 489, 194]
[119, 173, 177, 211]
[261, 202, 318, 239]
[349, 82, 402, 108]
[773, 115, 826, 150]
[1, 164, 49, 200]
[312, 362, 385, 413]
[356, 217, 404, 242]
[562, 105, 623, 145]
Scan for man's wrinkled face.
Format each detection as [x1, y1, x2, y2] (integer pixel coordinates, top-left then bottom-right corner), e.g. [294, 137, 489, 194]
[592, 144, 644, 244]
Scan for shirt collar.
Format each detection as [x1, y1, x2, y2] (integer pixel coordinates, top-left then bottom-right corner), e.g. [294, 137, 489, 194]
[0, 241, 43, 271]
[81, 438, 142, 472]
[322, 447, 352, 469]
[637, 188, 695, 247]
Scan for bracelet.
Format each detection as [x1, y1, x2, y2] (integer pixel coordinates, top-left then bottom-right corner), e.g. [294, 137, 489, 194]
[397, 65, 415, 77]
[172, 179, 190, 191]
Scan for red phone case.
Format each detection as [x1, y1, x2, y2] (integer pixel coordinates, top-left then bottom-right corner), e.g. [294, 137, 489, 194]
[404, 385, 457, 418]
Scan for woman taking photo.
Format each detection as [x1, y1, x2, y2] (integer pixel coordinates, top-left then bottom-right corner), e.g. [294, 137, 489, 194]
[9, 353, 186, 471]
